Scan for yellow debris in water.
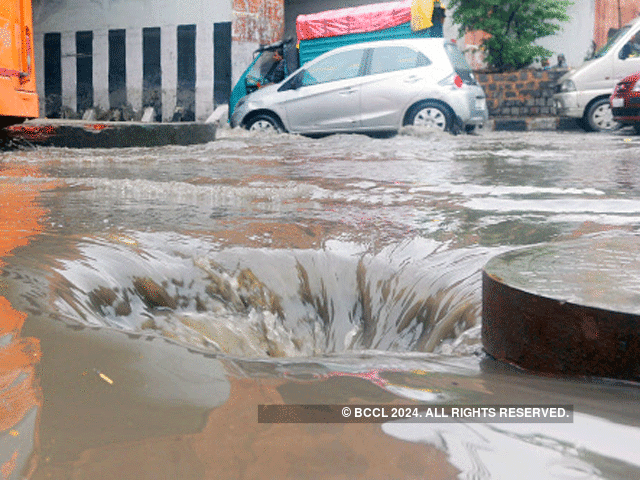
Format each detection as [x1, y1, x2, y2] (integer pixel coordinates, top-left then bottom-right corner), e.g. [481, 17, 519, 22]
[97, 371, 114, 385]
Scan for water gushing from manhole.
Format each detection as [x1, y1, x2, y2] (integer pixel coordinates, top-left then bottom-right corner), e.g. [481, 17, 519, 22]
[47, 233, 495, 358]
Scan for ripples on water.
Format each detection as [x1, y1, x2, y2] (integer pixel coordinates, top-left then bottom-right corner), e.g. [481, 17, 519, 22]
[3, 127, 640, 479]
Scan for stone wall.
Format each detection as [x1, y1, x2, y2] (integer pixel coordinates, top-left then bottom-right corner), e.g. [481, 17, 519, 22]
[475, 68, 569, 117]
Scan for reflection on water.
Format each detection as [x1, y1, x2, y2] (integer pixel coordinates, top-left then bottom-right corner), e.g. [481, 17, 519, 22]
[2, 129, 640, 478]
[0, 166, 56, 479]
[383, 414, 640, 480]
[0, 297, 39, 480]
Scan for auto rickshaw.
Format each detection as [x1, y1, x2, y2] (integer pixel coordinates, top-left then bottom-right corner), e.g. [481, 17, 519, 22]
[228, 38, 298, 117]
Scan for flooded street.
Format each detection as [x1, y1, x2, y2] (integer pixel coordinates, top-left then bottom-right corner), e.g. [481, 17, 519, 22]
[2, 127, 640, 479]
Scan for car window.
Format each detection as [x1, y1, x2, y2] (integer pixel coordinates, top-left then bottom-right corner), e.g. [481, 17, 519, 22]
[369, 46, 430, 75]
[300, 49, 365, 87]
[444, 43, 476, 84]
[622, 31, 640, 59]
[595, 25, 630, 59]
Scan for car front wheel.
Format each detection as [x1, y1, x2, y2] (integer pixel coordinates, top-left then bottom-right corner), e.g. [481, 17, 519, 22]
[407, 101, 452, 132]
[246, 114, 282, 133]
[585, 98, 619, 132]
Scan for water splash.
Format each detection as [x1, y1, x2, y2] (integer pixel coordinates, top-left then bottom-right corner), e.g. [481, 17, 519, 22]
[47, 232, 497, 358]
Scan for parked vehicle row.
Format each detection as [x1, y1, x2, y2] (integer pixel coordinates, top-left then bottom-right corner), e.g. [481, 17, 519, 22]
[609, 72, 640, 132]
[554, 15, 640, 133]
[230, 38, 488, 136]
[232, 7, 640, 136]
[0, 0, 38, 128]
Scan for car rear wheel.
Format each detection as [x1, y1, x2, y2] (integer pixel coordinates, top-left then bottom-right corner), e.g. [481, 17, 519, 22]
[585, 98, 619, 132]
[408, 101, 451, 132]
[246, 114, 282, 133]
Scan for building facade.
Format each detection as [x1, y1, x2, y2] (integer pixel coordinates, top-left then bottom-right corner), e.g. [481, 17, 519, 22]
[538, 0, 640, 68]
[36, 0, 618, 121]
[593, 0, 640, 47]
[32, 0, 283, 121]
[31, 0, 457, 122]
[460, 0, 640, 71]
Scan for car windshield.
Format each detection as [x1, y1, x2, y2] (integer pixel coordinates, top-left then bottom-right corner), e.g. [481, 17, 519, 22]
[248, 51, 281, 79]
[444, 43, 475, 84]
[593, 25, 631, 58]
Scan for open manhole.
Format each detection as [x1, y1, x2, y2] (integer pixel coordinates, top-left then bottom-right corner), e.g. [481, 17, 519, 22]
[483, 234, 640, 381]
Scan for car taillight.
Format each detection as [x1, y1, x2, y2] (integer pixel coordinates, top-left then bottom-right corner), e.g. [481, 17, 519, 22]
[438, 73, 466, 87]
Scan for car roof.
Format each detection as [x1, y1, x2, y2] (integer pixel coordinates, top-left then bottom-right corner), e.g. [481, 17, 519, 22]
[327, 37, 448, 53]
[305, 38, 451, 67]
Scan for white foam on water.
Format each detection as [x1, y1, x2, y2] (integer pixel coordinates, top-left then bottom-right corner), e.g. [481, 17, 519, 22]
[382, 412, 640, 479]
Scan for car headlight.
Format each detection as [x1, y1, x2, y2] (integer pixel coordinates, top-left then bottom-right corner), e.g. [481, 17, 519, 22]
[633, 80, 640, 92]
[559, 80, 577, 92]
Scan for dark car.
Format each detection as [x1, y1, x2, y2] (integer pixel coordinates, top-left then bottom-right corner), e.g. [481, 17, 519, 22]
[610, 71, 640, 133]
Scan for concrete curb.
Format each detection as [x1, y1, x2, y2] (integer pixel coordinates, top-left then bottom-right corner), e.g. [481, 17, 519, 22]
[5, 119, 217, 148]
[486, 116, 583, 132]
[482, 237, 640, 381]
[4, 116, 582, 148]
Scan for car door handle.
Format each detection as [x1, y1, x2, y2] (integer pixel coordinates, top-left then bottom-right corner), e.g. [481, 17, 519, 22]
[339, 88, 358, 95]
[404, 75, 421, 83]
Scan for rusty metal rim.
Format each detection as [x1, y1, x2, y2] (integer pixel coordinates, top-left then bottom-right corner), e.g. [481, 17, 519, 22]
[482, 269, 640, 382]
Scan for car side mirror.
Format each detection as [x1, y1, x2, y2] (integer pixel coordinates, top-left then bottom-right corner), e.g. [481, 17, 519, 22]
[620, 43, 631, 60]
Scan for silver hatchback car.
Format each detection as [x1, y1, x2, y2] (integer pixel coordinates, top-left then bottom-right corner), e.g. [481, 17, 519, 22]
[230, 38, 488, 135]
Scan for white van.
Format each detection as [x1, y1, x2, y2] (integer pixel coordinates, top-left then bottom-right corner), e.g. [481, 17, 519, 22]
[553, 16, 640, 131]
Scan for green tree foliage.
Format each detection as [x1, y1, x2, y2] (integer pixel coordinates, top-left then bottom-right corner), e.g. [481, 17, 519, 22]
[448, 0, 572, 72]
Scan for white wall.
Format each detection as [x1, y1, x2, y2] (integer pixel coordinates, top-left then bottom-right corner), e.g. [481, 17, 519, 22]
[126, 27, 143, 112]
[445, 0, 596, 69]
[94, 30, 110, 112]
[196, 22, 215, 122]
[35, 0, 232, 32]
[60, 32, 76, 112]
[537, 0, 596, 68]
[160, 24, 177, 121]
[33, 0, 233, 120]
[231, 41, 258, 86]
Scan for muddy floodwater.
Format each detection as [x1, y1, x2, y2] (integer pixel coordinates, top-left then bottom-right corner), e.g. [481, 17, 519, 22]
[2, 127, 640, 479]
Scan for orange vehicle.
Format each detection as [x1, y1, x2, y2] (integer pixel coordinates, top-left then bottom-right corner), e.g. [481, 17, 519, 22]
[0, 0, 38, 128]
